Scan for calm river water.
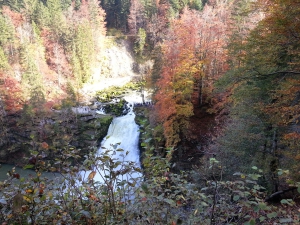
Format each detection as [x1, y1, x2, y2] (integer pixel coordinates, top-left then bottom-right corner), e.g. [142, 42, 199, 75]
[0, 164, 60, 181]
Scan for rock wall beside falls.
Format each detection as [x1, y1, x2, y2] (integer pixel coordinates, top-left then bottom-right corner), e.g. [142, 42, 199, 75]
[80, 39, 153, 101]
[0, 110, 112, 167]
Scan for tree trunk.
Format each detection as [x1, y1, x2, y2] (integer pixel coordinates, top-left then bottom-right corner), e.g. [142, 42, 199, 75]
[270, 129, 279, 192]
[198, 76, 203, 106]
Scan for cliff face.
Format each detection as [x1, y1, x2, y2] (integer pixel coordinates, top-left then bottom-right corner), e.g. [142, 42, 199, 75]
[79, 39, 140, 100]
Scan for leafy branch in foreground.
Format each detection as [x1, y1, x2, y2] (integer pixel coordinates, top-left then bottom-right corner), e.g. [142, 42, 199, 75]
[0, 144, 299, 224]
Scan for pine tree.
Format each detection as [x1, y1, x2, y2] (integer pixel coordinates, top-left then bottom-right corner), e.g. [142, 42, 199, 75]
[6, 0, 23, 11]
[134, 28, 147, 56]
[0, 14, 14, 46]
[71, 22, 94, 84]
[32, 1, 50, 27]
[101, 0, 130, 30]
[0, 46, 10, 71]
[46, 0, 66, 38]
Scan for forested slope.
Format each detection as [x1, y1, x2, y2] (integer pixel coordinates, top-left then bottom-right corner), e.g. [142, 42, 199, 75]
[0, 0, 299, 224]
[138, 0, 300, 196]
[0, 0, 112, 166]
[0, 0, 107, 110]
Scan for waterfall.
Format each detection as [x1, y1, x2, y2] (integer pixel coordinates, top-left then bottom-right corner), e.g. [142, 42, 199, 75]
[80, 91, 147, 184]
[101, 105, 140, 167]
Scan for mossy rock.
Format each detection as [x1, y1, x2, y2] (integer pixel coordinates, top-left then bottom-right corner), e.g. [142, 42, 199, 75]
[103, 99, 127, 116]
[95, 116, 113, 139]
[77, 115, 113, 147]
[95, 82, 141, 102]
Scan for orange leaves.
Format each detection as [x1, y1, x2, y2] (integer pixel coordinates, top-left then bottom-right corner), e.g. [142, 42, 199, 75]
[154, 8, 209, 147]
[281, 132, 300, 179]
[155, 91, 176, 120]
[154, 9, 203, 147]
[88, 171, 96, 181]
[284, 132, 300, 140]
[41, 142, 49, 149]
[282, 132, 300, 151]
[1, 6, 24, 27]
[295, 155, 300, 161]
[0, 76, 24, 113]
[39, 183, 45, 197]
[25, 188, 33, 194]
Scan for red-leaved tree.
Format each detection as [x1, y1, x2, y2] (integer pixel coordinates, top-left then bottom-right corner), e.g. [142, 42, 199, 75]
[154, 2, 233, 149]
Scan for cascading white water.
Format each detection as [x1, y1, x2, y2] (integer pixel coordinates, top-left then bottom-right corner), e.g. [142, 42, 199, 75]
[101, 105, 140, 166]
[80, 91, 149, 184]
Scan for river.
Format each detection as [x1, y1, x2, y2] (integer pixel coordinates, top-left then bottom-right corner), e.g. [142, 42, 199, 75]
[0, 164, 60, 181]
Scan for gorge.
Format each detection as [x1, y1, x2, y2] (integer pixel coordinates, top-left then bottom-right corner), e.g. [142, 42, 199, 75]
[0, 37, 150, 180]
[0, 0, 299, 223]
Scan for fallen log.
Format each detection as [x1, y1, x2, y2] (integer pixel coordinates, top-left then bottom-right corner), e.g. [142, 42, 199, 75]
[265, 187, 298, 202]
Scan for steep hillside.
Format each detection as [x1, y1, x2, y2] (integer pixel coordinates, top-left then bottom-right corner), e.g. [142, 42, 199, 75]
[0, 1, 107, 111]
[0, 1, 151, 167]
[0, 1, 299, 224]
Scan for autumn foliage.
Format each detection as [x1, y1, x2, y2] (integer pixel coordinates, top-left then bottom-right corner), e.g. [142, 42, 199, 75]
[0, 0, 106, 114]
[155, 9, 201, 147]
[0, 74, 23, 113]
[216, 0, 300, 188]
[154, 3, 232, 147]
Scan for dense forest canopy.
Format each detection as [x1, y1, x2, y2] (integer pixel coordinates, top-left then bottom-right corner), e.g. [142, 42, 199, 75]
[0, 0, 299, 224]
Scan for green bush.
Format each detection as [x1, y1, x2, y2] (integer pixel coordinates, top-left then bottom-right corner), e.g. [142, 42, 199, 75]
[0, 144, 299, 224]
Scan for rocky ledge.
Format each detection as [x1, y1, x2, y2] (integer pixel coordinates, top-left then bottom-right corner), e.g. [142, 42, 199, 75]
[0, 108, 113, 167]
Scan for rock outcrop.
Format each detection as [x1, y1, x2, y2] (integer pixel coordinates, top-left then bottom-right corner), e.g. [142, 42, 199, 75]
[0, 109, 112, 167]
